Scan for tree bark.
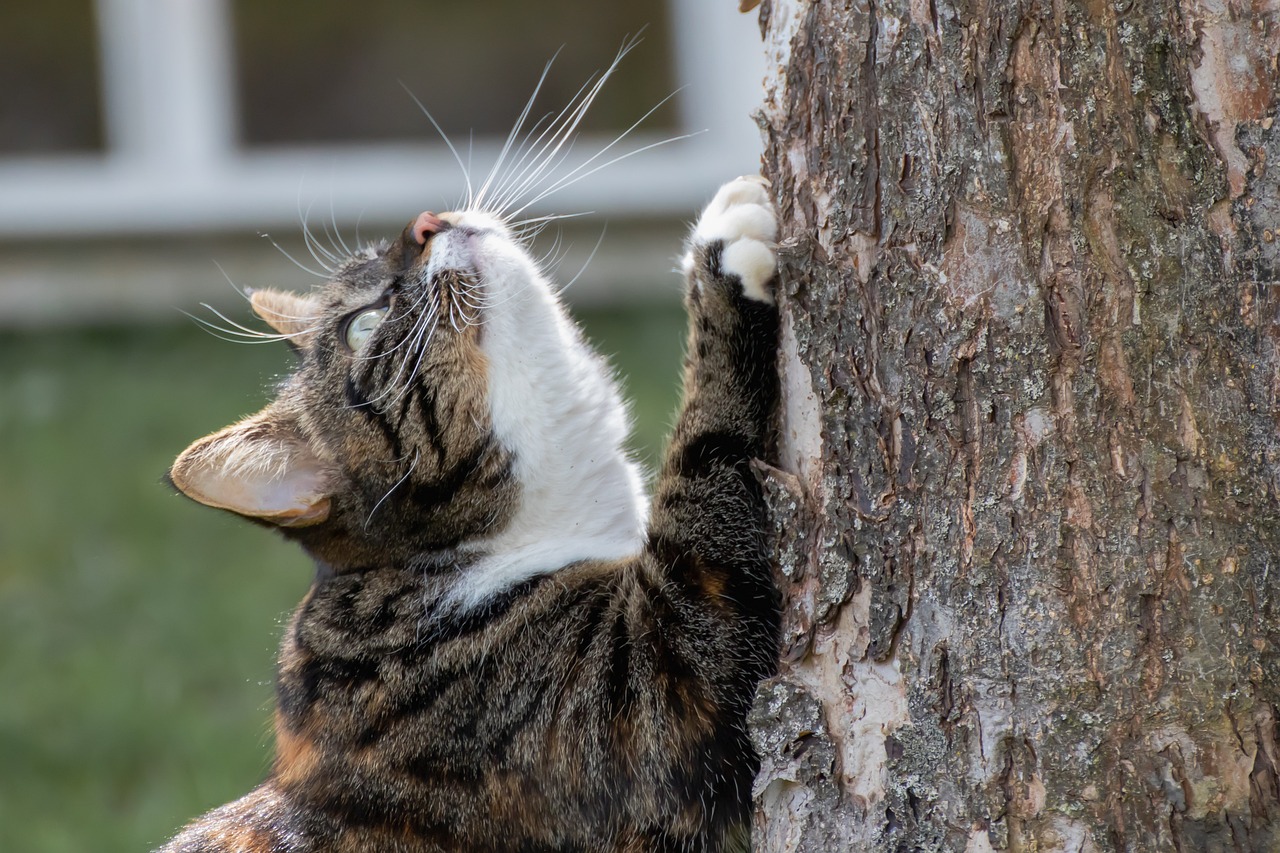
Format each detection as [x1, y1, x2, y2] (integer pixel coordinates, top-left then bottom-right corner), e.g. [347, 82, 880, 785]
[747, 0, 1280, 850]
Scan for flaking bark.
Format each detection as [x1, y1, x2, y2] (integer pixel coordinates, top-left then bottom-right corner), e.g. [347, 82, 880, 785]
[748, 0, 1280, 849]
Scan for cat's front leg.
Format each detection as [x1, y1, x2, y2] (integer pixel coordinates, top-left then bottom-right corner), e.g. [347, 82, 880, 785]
[648, 175, 780, 593]
[618, 176, 780, 851]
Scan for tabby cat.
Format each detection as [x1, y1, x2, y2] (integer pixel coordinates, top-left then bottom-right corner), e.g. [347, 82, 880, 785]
[158, 173, 781, 852]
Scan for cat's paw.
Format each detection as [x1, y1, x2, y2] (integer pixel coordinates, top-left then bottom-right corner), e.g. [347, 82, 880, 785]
[683, 176, 778, 303]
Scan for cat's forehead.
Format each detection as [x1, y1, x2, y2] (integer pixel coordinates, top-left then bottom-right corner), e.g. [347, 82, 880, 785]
[345, 239, 397, 278]
[318, 240, 398, 301]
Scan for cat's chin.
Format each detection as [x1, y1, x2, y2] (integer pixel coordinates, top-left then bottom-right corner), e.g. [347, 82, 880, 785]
[420, 212, 482, 278]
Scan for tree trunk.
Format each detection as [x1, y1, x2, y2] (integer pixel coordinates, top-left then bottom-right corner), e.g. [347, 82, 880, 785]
[747, 0, 1280, 850]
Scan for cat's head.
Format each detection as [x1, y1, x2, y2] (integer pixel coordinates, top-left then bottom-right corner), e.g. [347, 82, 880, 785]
[170, 208, 647, 599]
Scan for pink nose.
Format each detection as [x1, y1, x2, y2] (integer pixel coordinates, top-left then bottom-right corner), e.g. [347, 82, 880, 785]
[411, 211, 448, 245]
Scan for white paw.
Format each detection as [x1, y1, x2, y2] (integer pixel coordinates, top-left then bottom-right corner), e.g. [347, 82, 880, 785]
[684, 176, 778, 303]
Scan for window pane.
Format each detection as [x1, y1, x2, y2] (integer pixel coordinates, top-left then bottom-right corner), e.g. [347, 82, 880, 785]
[233, 0, 676, 146]
[0, 1, 103, 154]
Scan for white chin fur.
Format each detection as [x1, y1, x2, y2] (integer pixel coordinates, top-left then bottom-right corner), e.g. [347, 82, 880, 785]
[439, 213, 648, 612]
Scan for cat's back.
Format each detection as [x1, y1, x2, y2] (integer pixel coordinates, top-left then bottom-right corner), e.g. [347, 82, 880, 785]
[243, 557, 757, 851]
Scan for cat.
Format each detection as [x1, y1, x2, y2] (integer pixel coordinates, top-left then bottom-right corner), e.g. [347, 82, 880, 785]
[158, 173, 781, 852]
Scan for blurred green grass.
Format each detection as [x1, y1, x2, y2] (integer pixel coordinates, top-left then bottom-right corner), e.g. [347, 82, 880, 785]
[0, 304, 684, 852]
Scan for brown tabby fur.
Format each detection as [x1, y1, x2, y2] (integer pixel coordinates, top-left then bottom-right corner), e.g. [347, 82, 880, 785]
[158, 205, 779, 851]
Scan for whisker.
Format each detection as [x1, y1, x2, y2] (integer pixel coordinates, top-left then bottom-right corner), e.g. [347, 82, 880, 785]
[329, 195, 353, 256]
[557, 225, 608, 294]
[488, 32, 645, 213]
[450, 279, 531, 313]
[452, 288, 490, 316]
[182, 306, 318, 345]
[350, 283, 439, 366]
[467, 131, 475, 192]
[486, 62, 623, 215]
[262, 234, 333, 279]
[401, 82, 474, 209]
[197, 304, 295, 338]
[473, 49, 562, 210]
[181, 313, 274, 344]
[481, 34, 682, 225]
[211, 260, 253, 302]
[394, 310, 441, 404]
[305, 221, 340, 269]
[532, 228, 568, 270]
[484, 109, 561, 209]
[510, 93, 693, 218]
[515, 129, 699, 220]
[297, 201, 340, 271]
[511, 211, 596, 228]
[318, 211, 348, 262]
[365, 302, 441, 408]
[209, 260, 321, 325]
[354, 209, 368, 246]
[365, 451, 420, 530]
[362, 307, 435, 400]
[485, 74, 605, 215]
[183, 325, 283, 346]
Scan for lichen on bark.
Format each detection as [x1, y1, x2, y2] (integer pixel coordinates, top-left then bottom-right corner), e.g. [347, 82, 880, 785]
[749, 0, 1280, 849]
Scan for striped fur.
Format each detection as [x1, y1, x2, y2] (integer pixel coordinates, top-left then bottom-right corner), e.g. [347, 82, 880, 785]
[160, 177, 780, 852]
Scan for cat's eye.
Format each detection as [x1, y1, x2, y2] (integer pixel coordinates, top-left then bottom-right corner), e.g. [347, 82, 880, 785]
[344, 307, 388, 352]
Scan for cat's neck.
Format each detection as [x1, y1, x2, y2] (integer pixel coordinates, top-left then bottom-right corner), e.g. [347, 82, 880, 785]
[446, 287, 648, 611]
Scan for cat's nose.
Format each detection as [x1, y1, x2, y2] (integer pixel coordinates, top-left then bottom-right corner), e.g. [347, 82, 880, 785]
[410, 211, 450, 246]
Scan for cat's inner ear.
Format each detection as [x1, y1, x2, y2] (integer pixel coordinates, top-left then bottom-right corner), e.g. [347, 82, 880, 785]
[169, 407, 332, 527]
[250, 288, 320, 343]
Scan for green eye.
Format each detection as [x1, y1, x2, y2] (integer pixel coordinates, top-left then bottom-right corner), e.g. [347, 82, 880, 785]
[345, 307, 388, 351]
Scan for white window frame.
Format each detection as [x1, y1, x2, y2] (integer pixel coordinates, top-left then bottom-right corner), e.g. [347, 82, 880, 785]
[0, 0, 766, 237]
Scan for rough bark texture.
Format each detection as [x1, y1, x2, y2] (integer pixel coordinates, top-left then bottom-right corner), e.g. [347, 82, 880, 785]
[748, 0, 1280, 850]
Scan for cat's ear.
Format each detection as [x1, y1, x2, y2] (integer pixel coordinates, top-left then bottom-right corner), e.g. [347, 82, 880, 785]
[169, 406, 333, 527]
[249, 288, 320, 343]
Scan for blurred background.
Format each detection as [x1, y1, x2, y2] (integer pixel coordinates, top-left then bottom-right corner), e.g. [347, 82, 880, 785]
[0, 1, 766, 849]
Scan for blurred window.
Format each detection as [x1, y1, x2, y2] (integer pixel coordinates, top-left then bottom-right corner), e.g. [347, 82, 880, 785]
[0, 1, 104, 154]
[232, 0, 675, 146]
[0, 0, 763, 240]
